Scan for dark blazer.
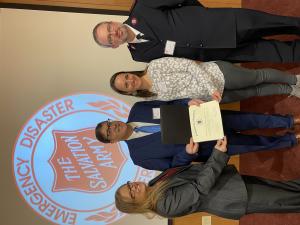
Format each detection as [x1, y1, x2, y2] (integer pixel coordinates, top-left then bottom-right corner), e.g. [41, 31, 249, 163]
[125, 100, 197, 171]
[125, 100, 295, 171]
[125, 0, 300, 63]
[124, 0, 237, 62]
[155, 149, 248, 219]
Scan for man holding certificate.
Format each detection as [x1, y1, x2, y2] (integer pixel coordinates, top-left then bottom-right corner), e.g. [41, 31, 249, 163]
[95, 100, 300, 171]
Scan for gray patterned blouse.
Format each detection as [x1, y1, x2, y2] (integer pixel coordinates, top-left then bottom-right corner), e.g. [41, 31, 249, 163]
[147, 57, 224, 101]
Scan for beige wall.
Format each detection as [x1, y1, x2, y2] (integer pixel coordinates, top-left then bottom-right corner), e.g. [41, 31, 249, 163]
[0, 8, 165, 225]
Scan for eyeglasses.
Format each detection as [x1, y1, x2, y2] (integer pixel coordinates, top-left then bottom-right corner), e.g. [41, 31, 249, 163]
[107, 22, 113, 46]
[106, 119, 112, 140]
[127, 181, 135, 200]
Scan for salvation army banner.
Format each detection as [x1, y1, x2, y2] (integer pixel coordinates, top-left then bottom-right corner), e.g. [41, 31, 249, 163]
[13, 93, 156, 225]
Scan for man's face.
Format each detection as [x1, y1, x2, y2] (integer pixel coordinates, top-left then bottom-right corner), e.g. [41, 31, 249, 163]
[95, 21, 128, 48]
[98, 120, 129, 143]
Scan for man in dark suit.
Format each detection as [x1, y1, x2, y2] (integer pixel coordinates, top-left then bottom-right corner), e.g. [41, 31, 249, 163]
[95, 100, 300, 171]
[93, 0, 300, 63]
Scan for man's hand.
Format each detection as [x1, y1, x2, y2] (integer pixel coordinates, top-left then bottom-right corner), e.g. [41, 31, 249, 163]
[186, 137, 199, 154]
[188, 98, 205, 106]
[211, 90, 222, 102]
[214, 136, 227, 152]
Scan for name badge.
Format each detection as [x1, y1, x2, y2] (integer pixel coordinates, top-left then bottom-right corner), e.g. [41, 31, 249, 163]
[152, 108, 161, 119]
[164, 40, 176, 55]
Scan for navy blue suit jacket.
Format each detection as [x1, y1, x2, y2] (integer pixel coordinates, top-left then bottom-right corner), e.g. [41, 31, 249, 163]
[124, 100, 295, 171]
[125, 100, 198, 171]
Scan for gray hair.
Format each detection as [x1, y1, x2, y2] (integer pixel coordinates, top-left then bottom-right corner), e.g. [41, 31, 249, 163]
[93, 21, 110, 48]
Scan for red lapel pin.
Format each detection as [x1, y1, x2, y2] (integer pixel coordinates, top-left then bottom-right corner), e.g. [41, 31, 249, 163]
[131, 17, 138, 26]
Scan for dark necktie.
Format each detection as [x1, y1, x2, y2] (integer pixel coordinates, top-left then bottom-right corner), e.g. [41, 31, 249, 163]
[136, 33, 145, 40]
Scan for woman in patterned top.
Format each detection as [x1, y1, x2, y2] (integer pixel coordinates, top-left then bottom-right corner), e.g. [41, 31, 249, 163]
[110, 57, 300, 103]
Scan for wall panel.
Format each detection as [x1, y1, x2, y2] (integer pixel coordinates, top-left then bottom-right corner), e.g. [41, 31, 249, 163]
[0, 0, 241, 11]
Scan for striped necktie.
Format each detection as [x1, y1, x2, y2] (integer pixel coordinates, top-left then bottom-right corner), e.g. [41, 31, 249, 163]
[134, 125, 161, 133]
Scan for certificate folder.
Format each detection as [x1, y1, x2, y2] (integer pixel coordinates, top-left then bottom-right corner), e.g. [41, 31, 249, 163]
[160, 101, 224, 144]
[160, 105, 192, 144]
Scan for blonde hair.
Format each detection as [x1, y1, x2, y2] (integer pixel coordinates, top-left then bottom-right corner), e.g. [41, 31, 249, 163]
[115, 181, 170, 218]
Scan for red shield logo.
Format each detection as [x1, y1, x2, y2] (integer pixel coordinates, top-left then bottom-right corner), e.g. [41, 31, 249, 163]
[49, 128, 127, 193]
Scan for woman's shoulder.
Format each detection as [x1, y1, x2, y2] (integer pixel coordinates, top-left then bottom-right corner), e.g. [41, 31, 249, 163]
[149, 57, 172, 68]
[155, 193, 172, 217]
[149, 57, 194, 75]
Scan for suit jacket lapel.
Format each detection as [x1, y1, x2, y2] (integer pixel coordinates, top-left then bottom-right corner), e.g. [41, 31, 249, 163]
[127, 103, 161, 124]
[128, 40, 165, 63]
[128, 40, 163, 53]
[125, 11, 157, 40]
[125, 6, 165, 61]
[126, 132, 160, 150]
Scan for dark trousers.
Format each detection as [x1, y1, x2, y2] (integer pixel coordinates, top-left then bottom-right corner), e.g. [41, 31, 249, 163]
[198, 111, 296, 160]
[244, 175, 300, 214]
[204, 9, 300, 62]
